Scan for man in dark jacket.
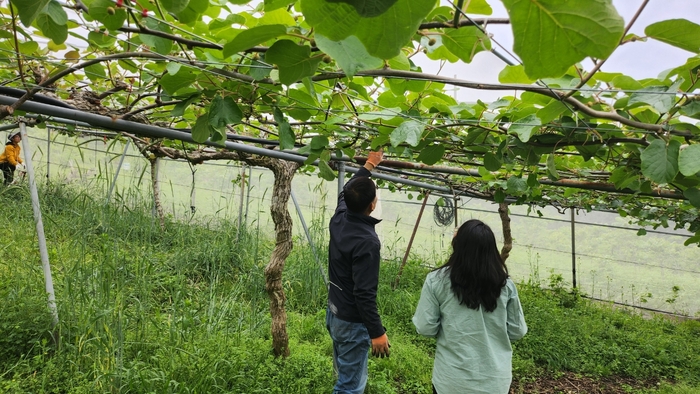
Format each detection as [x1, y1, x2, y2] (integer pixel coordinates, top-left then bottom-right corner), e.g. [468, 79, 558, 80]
[326, 150, 390, 394]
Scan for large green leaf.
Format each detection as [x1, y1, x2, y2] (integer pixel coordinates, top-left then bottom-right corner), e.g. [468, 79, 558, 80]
[680, 100, 700, 119]
[274, 107, 295, 150]
[464, 0, 492, 15]
[140, 18, 174, 55]
[88, 0, 127, 30]
[498, 65, 535, 84]
[265, 40, 323, 85]
[390, 120, 425, 147]
[506, 176, 528, 193]
[259, 8, 297, 26]
[422, 35, 460, 63]
[442, 27, 491, 63]
[328, 0, 398, 17]
[546, 154, 559, 180]
[314, 34, 383, 77]
[684, 187, 700, 208]
[11, 0, 50, 26]
[502, 0, 624, 79]
[318, 160, 337, 180]
[44, 1, 67, 25]
[208, 95, 242, 133]
[191, 115, 210, 143]
[265, 0, 293, 11]
[84, 62, 107, 82]
[302, 0, 436, 59]
[36, 13, 68, 44]
[628, 85, 677, 114]
[483, 152, 502, 171]
[640, 139, 680, 184]
[645, 19, 700, 53]
[88, 30, 116, 48]
[417, 144, 445, 165]
[160, 69, 197, 95]
[390, 120, 424, 147]
[173, 0, 209, 24]
[222, 25, 287, 58]
[161, 0, 190, 14]
[679, 144, 700, 176]
[509, 114, 541, 142]
[537, 100, 567, 124]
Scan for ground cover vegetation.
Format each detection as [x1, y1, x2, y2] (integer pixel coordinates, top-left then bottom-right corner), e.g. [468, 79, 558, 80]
[0, 185, 699, 393]
[3, 0, 700, 368]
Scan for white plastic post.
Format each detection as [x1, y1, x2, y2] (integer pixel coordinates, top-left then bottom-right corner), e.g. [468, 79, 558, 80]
[19, 122, 59, 326]
[46, 128, 50, 182]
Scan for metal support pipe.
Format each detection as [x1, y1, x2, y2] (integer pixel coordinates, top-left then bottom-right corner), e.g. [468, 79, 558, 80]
[571, 209, 577, 289]
[7, 96, 670, 202]
[3, 99, 466, 188]
[46, 128, 50, 183]
[337, 161, 345, 197]
[343, 166, 454, 194]
[19, 123, 59, 326]
[106, 140, 130, 204]
[0, 123, 19, 132]
[244, 165, 252, 223]
[152, 157, 160, 218]
[190, 168, 196, 214]
[291, 189, 327, 287]
[238, 164, 246, 231]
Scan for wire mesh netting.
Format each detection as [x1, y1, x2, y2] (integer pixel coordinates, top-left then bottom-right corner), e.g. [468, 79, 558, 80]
[12, 127, 700, 317]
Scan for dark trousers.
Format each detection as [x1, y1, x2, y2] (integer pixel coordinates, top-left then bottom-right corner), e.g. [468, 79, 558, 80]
[0, 162, 14, 185]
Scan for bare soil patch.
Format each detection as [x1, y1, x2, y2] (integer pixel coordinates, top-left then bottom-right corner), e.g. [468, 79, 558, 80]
[511, 372, 660, 393]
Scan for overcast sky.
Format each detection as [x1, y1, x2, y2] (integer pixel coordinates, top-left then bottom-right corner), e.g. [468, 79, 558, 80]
[424, 0, 700, 102]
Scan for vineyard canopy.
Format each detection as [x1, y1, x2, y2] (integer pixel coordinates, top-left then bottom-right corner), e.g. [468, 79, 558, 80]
[2, 0, 700, 244]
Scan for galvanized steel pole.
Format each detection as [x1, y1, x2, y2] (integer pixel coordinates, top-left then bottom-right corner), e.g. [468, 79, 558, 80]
[19, 123, 59, 326]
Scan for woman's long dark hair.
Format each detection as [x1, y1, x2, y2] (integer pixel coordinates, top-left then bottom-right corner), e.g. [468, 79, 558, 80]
[437, 219, 508, 312]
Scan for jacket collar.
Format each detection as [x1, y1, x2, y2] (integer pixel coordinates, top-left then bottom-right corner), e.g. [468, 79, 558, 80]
[347, 210, 382, 226]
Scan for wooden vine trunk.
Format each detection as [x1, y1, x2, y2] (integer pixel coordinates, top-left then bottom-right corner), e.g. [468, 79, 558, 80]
[263, 159, 300, 357]
[134, 142, 301, 357]
[498, 202, 512, 263]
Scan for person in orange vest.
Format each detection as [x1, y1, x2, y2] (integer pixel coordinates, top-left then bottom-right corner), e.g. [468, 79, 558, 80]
[0, 131, 24, 185]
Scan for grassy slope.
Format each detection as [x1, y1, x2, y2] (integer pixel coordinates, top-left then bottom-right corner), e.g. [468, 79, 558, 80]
[0, 184, 698, 394]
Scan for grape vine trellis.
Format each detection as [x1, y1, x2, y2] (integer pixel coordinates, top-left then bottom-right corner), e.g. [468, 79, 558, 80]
[3, 0, 700, 356]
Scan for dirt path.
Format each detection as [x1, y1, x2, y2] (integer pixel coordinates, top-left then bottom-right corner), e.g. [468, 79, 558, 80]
[511, 372, 660, 393]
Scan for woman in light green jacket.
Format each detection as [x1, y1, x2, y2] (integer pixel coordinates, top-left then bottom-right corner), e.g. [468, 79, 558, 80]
[413, 219, 527, 394]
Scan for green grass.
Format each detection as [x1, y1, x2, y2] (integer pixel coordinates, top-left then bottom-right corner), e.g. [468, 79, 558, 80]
[0, 183, 698, 393]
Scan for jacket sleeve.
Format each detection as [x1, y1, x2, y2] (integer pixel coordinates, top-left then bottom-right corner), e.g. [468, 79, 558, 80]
[506, 280, 528, 341]
[412, 275, 441, 337]
[7, 145, 21, 166]
[351, 237, 385, 338]
[335, 166, 372, 214]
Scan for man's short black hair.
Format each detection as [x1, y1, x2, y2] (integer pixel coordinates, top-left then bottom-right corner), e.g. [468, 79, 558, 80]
[345, 177, 376, 213]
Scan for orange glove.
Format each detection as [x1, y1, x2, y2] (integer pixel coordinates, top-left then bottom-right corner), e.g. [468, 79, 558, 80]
[371, 333, 390, 358]
[365, 150, 383, 169]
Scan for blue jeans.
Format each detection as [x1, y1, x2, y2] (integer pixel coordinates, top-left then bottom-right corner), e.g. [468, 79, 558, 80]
[326, 308, 371, 394]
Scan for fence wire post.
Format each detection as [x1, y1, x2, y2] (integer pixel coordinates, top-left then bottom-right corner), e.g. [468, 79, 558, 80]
[107, 139, 130, 204]
[46, 128, 50, 183]
[291, 189, 327, 287]
[20, 122, 59, 327]
[238, 164, 246, 231]
[571, 208, 577, 289]
[244, 165, 252, 223]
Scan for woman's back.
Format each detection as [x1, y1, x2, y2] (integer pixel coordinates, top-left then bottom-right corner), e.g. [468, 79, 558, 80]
[413, 268, 527, 394]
